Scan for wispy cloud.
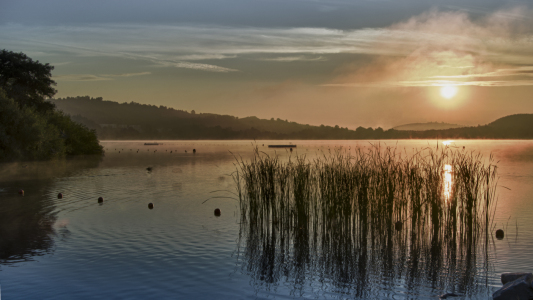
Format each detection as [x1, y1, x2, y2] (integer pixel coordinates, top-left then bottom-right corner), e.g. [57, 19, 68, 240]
[3, 7, 533, 83]
[257, 56, 326, 62]
[54, 74, 112, 81]
[326, 7, 533, 87]
[174, 62, 238, 72]
[3, 13, 532, 60]
[172, 54, 237, 61]
[54, 72, 151, 81]
[102, 72, 152, 77]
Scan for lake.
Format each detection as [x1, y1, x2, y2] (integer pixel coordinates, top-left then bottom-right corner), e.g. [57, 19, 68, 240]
[1, 140, 533, 299]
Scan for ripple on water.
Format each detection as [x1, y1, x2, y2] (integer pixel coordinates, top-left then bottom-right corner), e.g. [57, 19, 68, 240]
[2, 140, 533, 299]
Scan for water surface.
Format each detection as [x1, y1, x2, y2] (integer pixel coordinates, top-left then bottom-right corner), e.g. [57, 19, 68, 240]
[1, 140, 532, 299]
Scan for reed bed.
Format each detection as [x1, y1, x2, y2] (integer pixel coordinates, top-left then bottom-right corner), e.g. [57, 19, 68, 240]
[233, 144, 497, 297]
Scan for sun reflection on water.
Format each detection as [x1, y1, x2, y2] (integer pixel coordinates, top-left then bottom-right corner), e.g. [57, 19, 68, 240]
[442, 140, 454, 146]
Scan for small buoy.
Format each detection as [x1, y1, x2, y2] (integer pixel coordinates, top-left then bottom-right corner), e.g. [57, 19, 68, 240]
[98, 197, 104, 203]
[148, 203, 154, 209]
[395, 221, 403, 231]
[58, 193, 63, 199]
[193, 149, 196, 154]
[185, 150, 187, 153]
[214, 208, 221, 216]
[18, 189, 24, 196]
[496, 229, 504, 239]
[146, 167, 153, 171]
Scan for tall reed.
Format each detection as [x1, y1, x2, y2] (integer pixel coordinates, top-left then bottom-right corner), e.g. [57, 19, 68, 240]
[235, 145, 497, 242]
[233, 144, 497, 297]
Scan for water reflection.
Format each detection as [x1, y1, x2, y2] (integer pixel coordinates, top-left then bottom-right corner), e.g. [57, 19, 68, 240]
[237, 211, 492, 298]
[0, 157, 101, 265]
[0, 193, 56, 264]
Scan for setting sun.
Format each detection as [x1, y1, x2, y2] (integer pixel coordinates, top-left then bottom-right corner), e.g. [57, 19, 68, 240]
[440, 85, 458, 99]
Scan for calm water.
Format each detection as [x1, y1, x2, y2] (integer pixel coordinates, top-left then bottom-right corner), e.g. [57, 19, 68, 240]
[1, 140, 533, 299]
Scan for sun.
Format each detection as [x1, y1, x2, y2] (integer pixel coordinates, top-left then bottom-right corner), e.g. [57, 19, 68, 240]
[440, 85, 458, 99]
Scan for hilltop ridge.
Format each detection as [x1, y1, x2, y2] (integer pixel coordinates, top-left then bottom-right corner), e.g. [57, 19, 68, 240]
[52, 96, 533, 140]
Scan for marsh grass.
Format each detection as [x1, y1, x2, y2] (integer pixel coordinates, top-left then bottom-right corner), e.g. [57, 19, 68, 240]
[233, 144, 497, 297]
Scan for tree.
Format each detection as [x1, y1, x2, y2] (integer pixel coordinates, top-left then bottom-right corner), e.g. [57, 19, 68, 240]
[0, 49, 57, 112]
[0, 50, 103, 161]
[0, 90, 65, 160]
[47, 111, 103, 155]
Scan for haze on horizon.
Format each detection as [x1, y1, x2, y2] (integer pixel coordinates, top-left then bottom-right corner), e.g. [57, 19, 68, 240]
[2, 0, 533, 129]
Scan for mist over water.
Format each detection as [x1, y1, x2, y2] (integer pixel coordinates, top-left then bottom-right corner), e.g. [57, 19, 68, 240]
[1, 140, 533, 299]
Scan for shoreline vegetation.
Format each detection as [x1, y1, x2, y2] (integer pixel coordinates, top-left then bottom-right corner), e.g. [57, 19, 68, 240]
[0, 50, 103, 162]
[233, 145, 498, 296]
[54, 96, 533, 140]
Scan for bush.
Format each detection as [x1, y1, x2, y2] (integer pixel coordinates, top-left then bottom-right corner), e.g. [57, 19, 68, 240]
[47, 111, 103, 156]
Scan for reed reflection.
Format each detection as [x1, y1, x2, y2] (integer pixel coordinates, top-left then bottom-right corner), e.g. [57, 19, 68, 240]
[234, 146, 497, 298]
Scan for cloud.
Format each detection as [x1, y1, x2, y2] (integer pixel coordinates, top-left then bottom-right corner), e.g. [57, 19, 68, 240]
[174, 62, 238, 72]
[2, 7, 533, 81]
[101, 72, 152, 77]
[326, 7, 533, 87]
[172, 54, 237, 60]
[53, 74, 112, 81]
[54, 72, 151, 81]
[257, 56, 326, 62]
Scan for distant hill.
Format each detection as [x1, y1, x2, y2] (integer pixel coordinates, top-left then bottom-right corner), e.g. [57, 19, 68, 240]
[488, 114, 533, 130]
[393, 122, 464, 131]
[52, 96, 383, 140]
[483, 114, 533, 139]
[51, 96, 533, 140]
[400, 114, 533, 139]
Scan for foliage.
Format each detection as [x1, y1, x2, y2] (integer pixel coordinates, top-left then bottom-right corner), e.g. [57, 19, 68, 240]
[0, 50, 57, 112]
[0, 90, 65, 160]
[47, 111, 103, 156]
[0, 50, 104, 161]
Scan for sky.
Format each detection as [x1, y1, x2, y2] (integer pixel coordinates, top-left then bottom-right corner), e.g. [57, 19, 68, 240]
[2, 0, 533, 129]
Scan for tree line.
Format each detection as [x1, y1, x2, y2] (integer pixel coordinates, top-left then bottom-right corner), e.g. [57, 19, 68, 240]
[54, 96, 533, 140]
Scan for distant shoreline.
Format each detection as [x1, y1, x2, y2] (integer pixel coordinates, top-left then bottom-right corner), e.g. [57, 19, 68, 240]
[99, 138, 533, 141]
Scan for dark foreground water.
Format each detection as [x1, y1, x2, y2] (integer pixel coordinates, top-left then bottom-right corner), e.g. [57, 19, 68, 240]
[1, 140, 533, 299]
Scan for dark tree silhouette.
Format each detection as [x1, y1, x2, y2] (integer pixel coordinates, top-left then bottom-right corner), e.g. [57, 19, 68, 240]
[0, 49, 57, 112]
[0, 50, 103, 161]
